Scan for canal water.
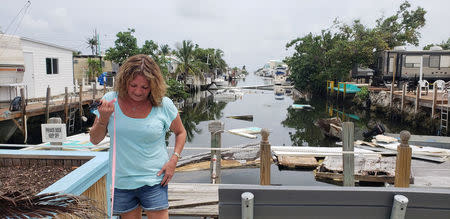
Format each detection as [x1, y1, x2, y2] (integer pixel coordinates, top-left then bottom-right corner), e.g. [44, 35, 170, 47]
[171, 74, 341, 186]
[170, 73, 435, 187]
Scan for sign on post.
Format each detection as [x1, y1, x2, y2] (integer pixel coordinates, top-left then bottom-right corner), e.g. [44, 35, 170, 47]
[41, 123, 67, 143]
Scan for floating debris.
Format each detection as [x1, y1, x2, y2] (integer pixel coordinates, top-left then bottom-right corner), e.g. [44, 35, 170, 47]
[226, 115, 253, 121]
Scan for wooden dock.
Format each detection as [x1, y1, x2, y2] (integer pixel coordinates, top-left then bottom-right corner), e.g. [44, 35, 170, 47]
[0, 87, 106, 122]
[168, 183, 218, 218]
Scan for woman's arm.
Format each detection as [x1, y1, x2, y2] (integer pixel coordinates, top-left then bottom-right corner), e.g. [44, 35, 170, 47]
[89, 99, 115, 145]
[158, 113, 186, 186]
[89, 117, 108, 145]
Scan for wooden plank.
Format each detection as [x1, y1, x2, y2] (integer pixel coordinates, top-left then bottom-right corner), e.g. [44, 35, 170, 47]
[277, 155, 318, 169]
[170, 198, 218, 209]
[356, 145, 447, 163]
[315, 156, 411, 183]
[169, 205, 218, 217]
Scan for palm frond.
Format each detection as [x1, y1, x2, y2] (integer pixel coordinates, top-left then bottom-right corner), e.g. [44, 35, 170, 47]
[0, 191, 105, 219]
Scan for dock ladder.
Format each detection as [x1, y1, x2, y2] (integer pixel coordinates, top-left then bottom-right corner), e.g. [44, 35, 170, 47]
[440, 88, 449, 135]
[68, 92, 78, 134]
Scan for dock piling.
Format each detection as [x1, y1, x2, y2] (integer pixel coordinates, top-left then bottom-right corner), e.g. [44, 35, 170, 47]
[394, 131, 412, 188]
[401, 84, 406, 112]
[45, 86, 51, 122]
[432, 86, 437, 118]
[260, 129, 271, 185]
[20, 88, 27, 143]
[208, 121, 224, 184]
[415, 86, 420, 114]
[64, 87, 69, 124]
[342, 122, 355, 187]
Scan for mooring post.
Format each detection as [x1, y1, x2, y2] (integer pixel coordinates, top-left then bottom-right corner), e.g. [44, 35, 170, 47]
[390, 83, 394, 108]
[208, 121, 224, 184]
[343, 82, 347, 100]
[390, 195, 408, 219]
[79, 83, 83, 128]
[401, 83, 406, 112]
[241, 192, 254, 219]
[394, 130, 412, 187]
[92, 82, 96, 101]
[64, 87, 69, 124]
[45, 86, 51, 122]
[20, 88, 27, 143]
[415, 86, 420, 113]
[432, 86, 437, 119]
[260, 129, 271, 185]
[342, 122, 355, 187]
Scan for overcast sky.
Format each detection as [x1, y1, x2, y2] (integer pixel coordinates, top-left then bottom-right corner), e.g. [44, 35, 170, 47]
[1, 0, 449, 71]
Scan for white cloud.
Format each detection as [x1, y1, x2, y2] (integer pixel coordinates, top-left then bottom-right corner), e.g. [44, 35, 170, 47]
[21, 14, 50, 31]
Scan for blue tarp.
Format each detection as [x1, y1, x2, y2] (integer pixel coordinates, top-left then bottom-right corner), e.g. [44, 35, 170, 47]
[98, 72, 107, 85]
[332, 83, 361, 93]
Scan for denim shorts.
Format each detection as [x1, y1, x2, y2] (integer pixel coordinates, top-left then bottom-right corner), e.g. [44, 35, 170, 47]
[113, 184, 169, 214]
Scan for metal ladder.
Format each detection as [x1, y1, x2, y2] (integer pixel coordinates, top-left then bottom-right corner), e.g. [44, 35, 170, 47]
[441, 91, 449, 134]
[67, 93, 78, 134]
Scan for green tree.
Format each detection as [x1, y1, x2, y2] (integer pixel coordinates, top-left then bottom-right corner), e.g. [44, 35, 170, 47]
[86, 57, 102, 81]
[423, 38, 450, 50]
[375, 1, 426, 48]
[86, 32, 98, 55]
[141, 40, 159, 58]
[105, 28, 140, 65]
[175, 40, 203, 83]
[285, 1, 426, 94]
[160, 44, 171, 56]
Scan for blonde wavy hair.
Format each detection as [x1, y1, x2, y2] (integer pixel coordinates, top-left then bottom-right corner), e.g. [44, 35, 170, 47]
[114, 54, 167, 106]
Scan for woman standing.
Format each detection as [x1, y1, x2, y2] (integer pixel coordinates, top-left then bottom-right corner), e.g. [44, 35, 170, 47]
[90, 54, 186, 219]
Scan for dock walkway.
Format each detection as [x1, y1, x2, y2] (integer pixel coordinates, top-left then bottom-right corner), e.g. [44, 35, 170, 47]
[168, 183, 218, 218]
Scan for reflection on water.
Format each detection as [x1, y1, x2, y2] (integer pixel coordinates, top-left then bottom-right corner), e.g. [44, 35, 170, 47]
[170, 74, 436, 186]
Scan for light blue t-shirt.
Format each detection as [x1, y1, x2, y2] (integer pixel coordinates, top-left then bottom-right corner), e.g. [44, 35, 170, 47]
[94, 92, 178, 189]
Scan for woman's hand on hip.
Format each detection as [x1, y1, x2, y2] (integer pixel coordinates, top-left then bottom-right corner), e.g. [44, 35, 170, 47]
[157, 157, 177, 186]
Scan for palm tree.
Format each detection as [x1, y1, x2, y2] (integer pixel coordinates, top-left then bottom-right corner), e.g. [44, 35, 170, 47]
[160, 44, 170, 57]
[175, 40, 203, 84]
[86, 36, 98, 55]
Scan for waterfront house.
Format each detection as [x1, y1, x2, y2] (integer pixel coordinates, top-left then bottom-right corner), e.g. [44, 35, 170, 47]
[0, 34, 76, 102]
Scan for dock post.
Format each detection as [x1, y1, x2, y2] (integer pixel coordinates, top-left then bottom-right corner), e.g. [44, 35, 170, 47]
[390, 83, 394, 108]
[20, 88, 27, 143]
[415, 86, 420, 114]
[92, 82, 97, 101]
[79, 83, 83, 129]
[260, 129, 271, 185]
[45, 86, 51, 122]
[64, 87, 69, 124]
[343, 82, 346, 100]
[390, 195, 408, 219]
[394, 130, 412, 188]
[330, 81, 334, 95]
[401, 84, 406, 112]
[432, 86, 437, 119]
[208, 121, 224, 184]
[241, 192, 254, 219]
[342, 122, 354, 187]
